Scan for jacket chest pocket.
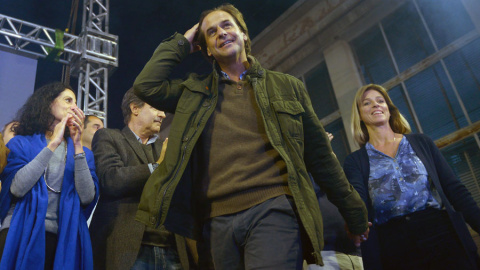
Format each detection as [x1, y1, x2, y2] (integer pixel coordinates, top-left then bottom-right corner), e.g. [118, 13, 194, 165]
[175, 87, 208, 114]
[271, 100, 304, 139]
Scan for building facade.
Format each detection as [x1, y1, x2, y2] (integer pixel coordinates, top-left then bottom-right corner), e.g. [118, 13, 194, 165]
[252, 0, 480, 210]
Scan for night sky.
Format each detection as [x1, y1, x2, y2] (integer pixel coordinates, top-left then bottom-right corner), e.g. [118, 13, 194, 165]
[1, 0, 297, 129]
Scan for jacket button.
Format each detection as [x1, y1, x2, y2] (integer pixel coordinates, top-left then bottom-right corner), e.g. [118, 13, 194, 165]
[178, 39, 185, 46]
[202, 100, 211, 107]
[149, 217, 156, 224]
[183, 136, 189, 142]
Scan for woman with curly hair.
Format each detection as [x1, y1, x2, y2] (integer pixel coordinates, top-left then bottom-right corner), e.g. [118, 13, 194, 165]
[343, 83, 480, 270]
[0, 82, 99, 270]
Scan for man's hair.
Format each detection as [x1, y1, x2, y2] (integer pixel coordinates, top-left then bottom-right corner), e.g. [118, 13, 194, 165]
[195, 3, 251, 63]
[351, 83, 411, 147]
[84, 114, 102, 128]
[14, 82, 74, 137]
[121, 87, 145, 125]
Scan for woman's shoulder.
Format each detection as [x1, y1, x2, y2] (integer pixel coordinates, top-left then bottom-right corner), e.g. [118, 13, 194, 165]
[404, 133, 435, 145]
[344, 146, 367, 167]
[346, 146, 367, 158]
[405, 132, 433, 138]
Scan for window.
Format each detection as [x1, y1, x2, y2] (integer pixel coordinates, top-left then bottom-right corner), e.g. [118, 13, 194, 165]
[302, 62, 350, 163]
[441, 135, 480, 205]
[325, 118, 350, 165]
[304, 62, 338, 119]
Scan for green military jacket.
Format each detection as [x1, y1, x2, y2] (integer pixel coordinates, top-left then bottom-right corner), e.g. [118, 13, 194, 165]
[133, 33, 367, 265]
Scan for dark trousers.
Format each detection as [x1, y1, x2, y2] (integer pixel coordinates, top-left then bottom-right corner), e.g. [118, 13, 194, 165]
[377, 208, 477, 270]
[0, 229, 57, 270]
[198, 195, 303, 270]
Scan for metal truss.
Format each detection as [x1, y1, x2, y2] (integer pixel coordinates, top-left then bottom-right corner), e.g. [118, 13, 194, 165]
[83, 0, 110, 33]
[77, 62, 109, 124]
[0, 14, 80, 65]
[76, 0, 116, 127]
[0, 0, 118, 127]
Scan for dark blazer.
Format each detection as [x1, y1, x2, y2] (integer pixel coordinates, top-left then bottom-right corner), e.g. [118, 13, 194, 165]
[89, 127, 164, 270]
[343, 133, 480, 269]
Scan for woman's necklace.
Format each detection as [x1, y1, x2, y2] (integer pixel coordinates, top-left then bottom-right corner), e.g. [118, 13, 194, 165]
[44, 142, 67, 194]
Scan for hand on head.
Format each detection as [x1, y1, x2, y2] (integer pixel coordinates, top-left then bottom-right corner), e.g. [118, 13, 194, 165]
[184, 23, 201, 53]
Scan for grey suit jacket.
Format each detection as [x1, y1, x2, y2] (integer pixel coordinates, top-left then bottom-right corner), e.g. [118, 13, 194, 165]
[89, 127, 164, 270]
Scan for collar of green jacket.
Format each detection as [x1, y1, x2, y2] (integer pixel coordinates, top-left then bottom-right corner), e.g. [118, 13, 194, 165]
[212, 55, 266, 80]
[179, 55, 266, 96]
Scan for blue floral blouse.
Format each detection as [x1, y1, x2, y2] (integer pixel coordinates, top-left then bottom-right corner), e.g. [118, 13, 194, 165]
[366, 136, 440, 224]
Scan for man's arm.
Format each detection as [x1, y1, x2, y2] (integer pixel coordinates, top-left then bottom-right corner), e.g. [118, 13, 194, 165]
[293, 79, 368, 235]
[133, 25, 199, 112]
[92, 129, 153, 199]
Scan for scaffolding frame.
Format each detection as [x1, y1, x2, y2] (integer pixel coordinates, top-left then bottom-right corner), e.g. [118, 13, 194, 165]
[0, 0, 118, 126]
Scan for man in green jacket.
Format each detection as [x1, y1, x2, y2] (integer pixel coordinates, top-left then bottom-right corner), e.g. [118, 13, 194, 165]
[133, 4, 369, 269]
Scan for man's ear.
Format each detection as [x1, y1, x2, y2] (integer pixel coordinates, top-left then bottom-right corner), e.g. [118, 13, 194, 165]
[130, 103, 139, 116]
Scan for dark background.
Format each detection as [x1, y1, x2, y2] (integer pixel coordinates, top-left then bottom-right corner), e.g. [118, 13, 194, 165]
[0, 0, 297, 129]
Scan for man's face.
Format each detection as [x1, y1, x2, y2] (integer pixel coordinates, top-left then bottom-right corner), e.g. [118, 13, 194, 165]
[200, 10, 247, 63]
[83, 116, 104, 146]
[136, 105, 166, 136]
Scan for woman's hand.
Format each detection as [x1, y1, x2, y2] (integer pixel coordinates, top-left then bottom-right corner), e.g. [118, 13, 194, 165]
[67, 105, 85, 154]
[47, 115, 69, 151]
[326, 132, 334, 142]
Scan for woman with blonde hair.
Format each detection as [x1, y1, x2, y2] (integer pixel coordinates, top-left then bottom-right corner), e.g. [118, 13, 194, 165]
[344, 83, 480, 270]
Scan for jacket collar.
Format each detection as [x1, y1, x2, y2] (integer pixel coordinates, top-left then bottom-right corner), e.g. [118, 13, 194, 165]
[179, 56, 266, 96]
[212, 55, 265, 80]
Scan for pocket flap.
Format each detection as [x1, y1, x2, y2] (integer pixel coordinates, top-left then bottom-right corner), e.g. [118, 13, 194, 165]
[271, 100, 305, 115]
